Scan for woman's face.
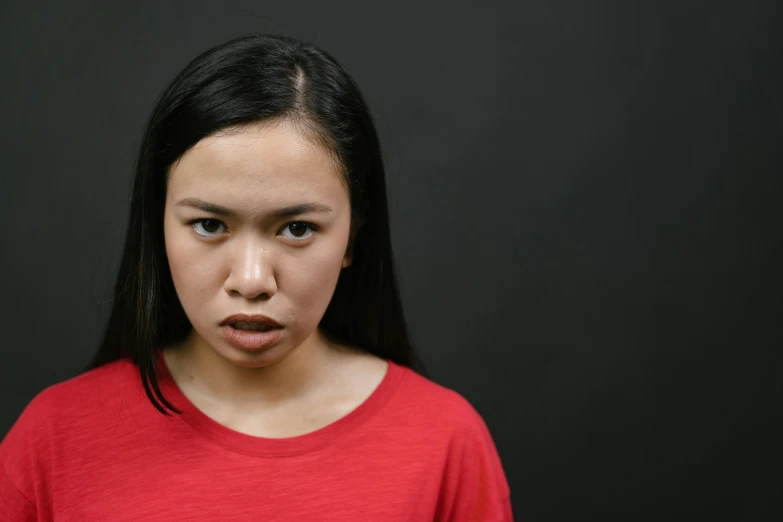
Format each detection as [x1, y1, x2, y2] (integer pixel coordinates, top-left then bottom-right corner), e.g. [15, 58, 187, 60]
[163, 119, 353, 368]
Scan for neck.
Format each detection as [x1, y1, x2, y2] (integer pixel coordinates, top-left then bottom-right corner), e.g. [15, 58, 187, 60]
[164, 327, 343, 409]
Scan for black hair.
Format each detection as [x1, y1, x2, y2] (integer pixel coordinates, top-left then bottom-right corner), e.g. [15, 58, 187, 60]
[86, 34, 425, 414]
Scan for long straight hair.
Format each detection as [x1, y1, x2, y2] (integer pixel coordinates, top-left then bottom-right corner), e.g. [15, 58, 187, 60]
[87, 34, 425, 414]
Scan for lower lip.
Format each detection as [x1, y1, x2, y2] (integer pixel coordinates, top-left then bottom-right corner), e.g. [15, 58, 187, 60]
[221, 325, 283, 351]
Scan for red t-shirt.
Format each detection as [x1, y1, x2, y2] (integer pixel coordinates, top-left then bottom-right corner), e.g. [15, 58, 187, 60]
[0, 356, 512, 521]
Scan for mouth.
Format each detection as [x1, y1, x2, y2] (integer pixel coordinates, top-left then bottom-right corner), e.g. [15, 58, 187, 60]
[219, 313, 283, 328]
[230, 322, 280, 332]
[220, 316, 284, 352]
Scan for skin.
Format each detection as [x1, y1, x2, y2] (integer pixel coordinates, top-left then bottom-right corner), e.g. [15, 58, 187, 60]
[162, 118, 387, 438]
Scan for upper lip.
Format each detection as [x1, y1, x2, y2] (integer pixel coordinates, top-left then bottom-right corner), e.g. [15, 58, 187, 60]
[219, 314, 282, 327]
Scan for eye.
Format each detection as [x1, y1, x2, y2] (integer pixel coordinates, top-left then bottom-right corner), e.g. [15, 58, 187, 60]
[189, 218, 227, 237]
[280, 221, 317, 241]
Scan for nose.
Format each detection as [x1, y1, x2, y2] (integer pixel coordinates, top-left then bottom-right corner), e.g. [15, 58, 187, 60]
[223, 239, 277, 300]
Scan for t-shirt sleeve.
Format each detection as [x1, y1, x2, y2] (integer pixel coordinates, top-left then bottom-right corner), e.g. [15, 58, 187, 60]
[434, 395, 513, 522]
[0, 467, 37, 522]
[0, 389, 56, 522]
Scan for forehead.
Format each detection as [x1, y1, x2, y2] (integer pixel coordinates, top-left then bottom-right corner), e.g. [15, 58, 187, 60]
[166, 119, 346, 206]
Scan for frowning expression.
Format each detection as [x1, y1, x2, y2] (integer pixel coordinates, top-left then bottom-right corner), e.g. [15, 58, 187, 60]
[163, 118, 353, 367]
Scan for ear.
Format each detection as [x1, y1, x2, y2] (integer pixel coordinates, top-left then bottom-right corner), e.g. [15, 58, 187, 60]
[342, 234, 354, 268]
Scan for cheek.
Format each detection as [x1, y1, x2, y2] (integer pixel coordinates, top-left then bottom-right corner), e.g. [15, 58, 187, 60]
[289, 259, 340, 296]
[164, 219, 222, 299]
[283, 262, 342, 327]
[283, 236, 349, 317]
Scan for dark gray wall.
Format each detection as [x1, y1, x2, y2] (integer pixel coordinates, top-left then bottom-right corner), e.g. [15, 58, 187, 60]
[1, 1, 780, 520]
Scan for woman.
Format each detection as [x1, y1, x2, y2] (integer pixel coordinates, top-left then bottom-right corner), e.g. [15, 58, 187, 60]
[0, 34, 512, 521]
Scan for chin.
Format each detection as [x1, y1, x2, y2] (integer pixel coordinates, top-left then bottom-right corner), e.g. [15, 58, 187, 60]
[218, 344, 293, 369]
[230, 356, 281, 369]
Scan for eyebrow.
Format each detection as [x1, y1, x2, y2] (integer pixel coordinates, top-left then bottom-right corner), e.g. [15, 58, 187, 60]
[175, 197, 333, 219]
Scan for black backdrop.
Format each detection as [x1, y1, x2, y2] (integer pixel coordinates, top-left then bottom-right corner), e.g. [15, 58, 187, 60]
[1, 1, 780, 520]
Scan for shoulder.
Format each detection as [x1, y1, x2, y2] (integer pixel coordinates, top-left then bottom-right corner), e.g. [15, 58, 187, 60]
[386, 363, 502, 454]
[387, 364, 512, 515]
[0, 361, 141, 520]
[2, 359, 139, 444]
[30, 358, 137, 413]
[393, 364, 489, 429]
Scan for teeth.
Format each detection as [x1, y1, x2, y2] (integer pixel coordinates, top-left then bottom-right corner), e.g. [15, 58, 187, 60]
[233, 322, 275, 332]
